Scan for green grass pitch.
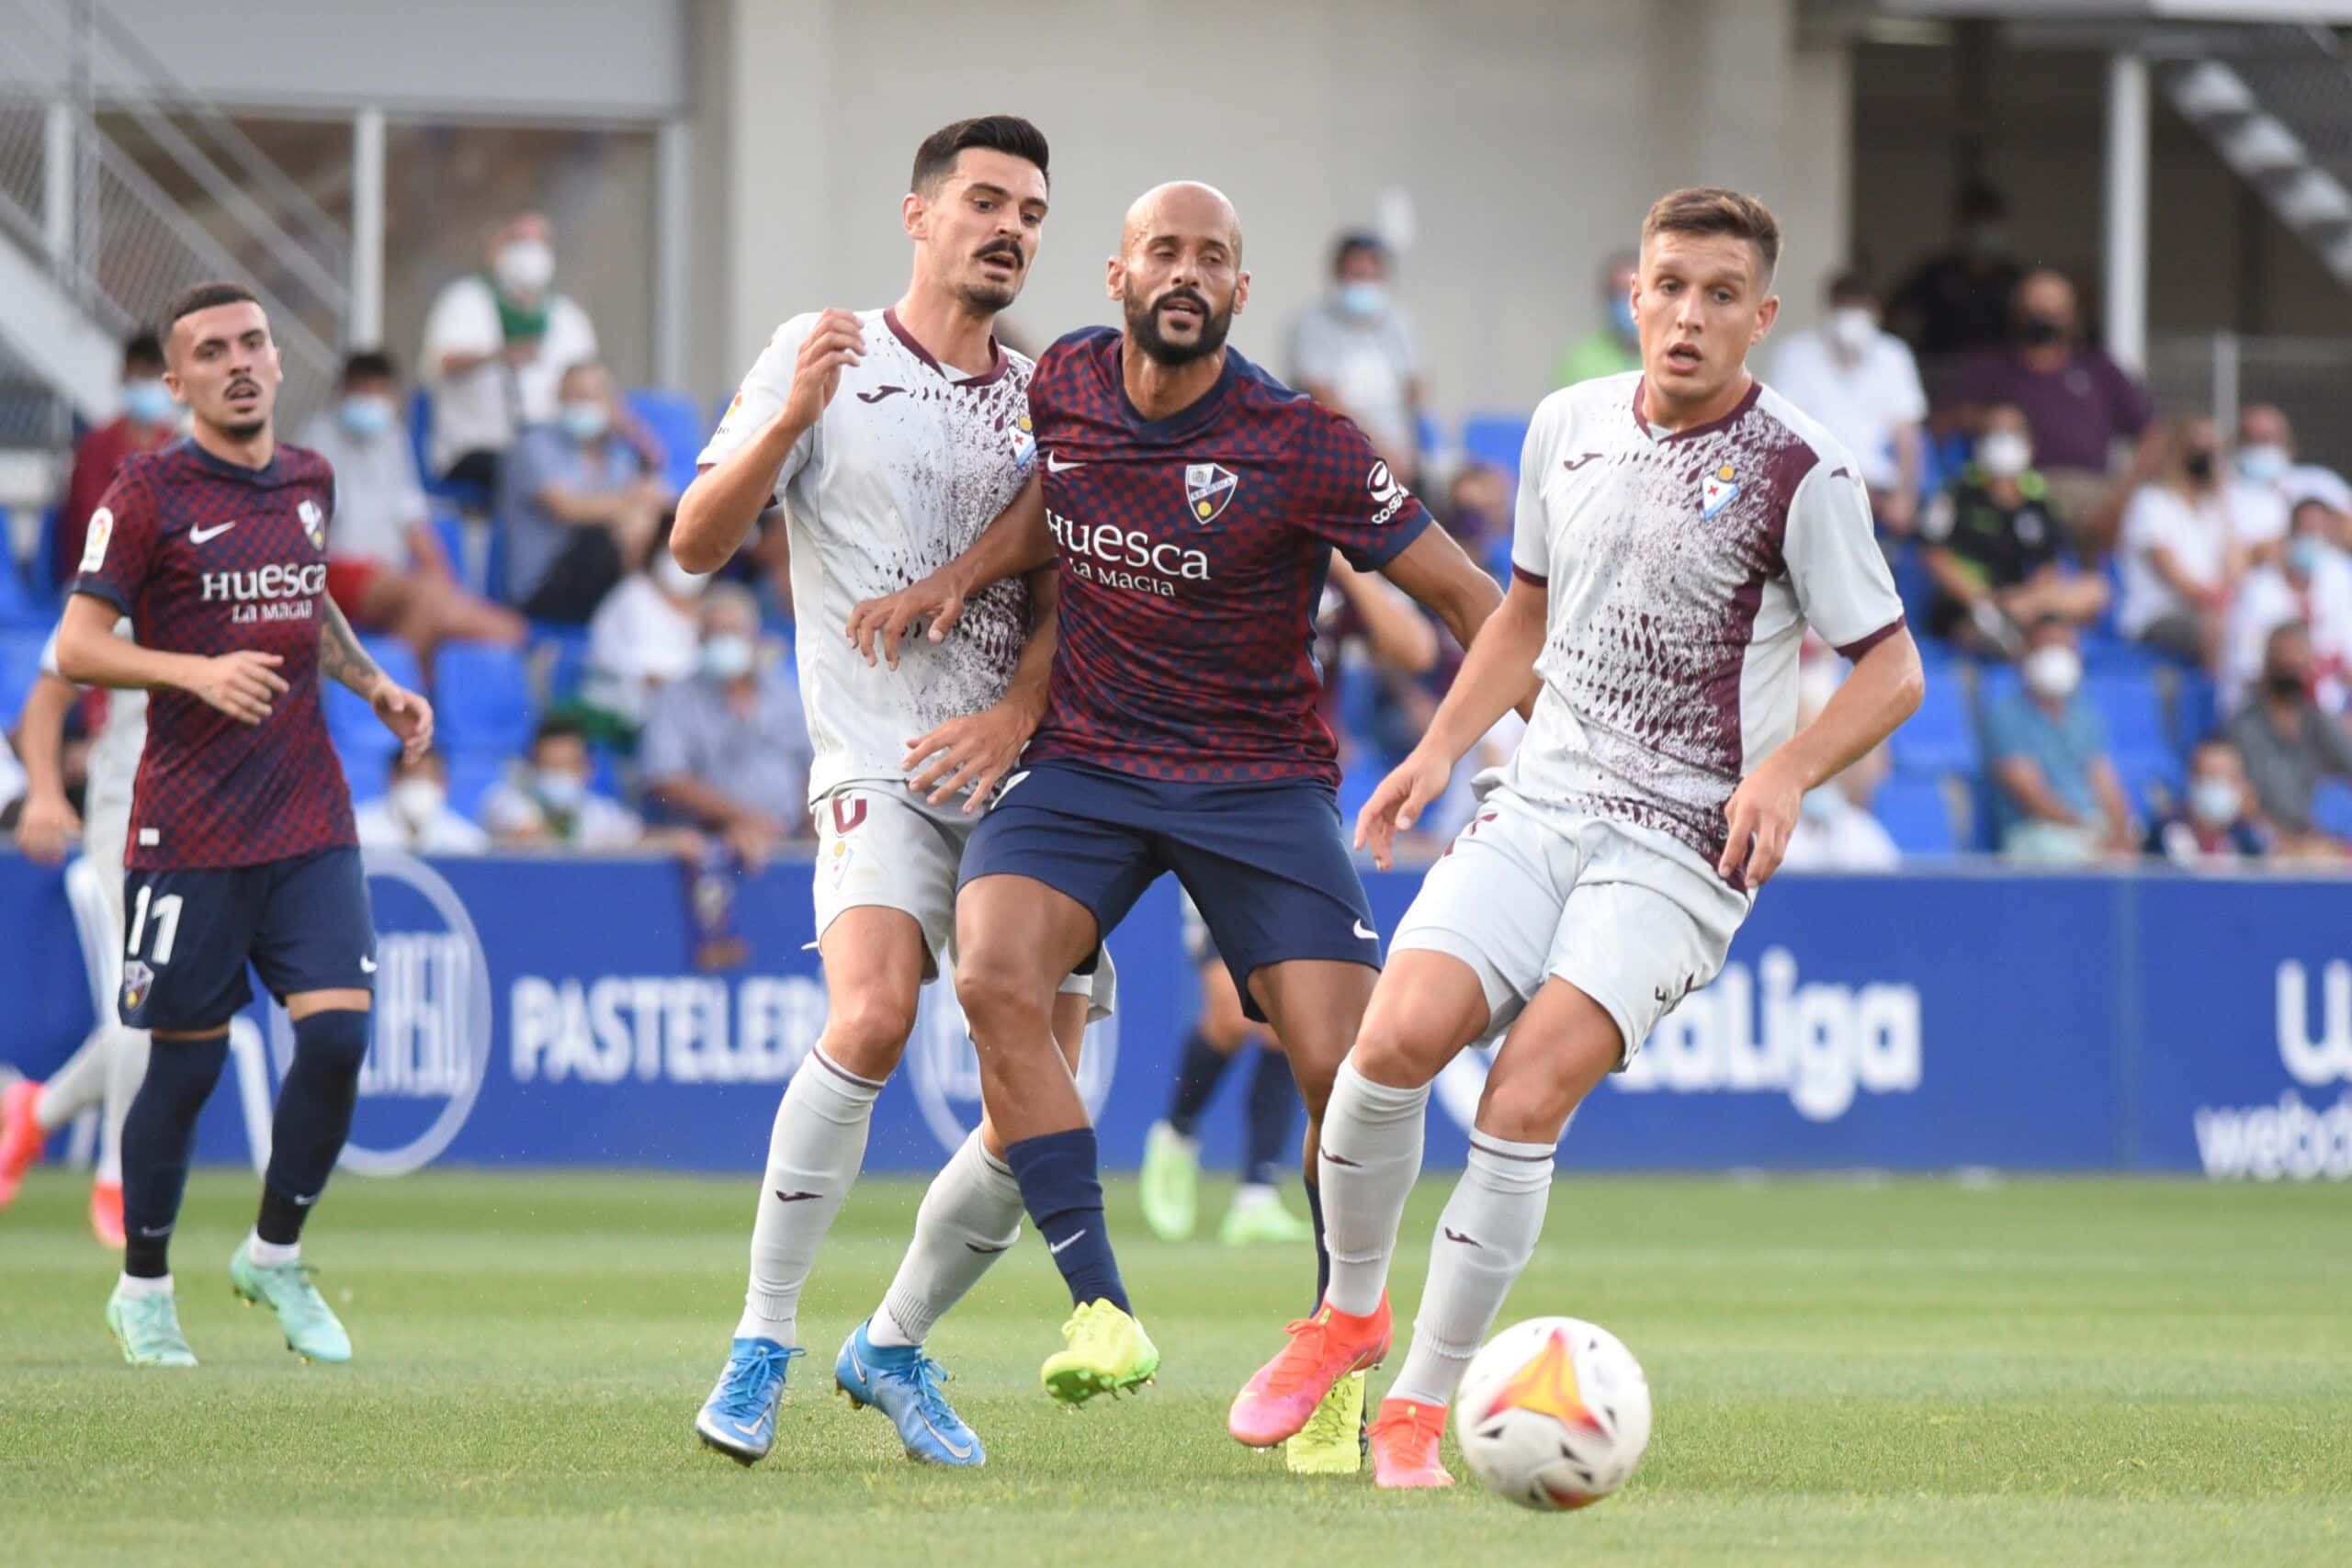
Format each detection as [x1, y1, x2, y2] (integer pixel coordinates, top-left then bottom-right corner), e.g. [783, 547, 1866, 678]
[3, 1169, 2347, 1565]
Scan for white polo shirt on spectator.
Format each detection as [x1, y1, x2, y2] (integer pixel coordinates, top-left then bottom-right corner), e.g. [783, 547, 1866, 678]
[1769, 325, 1928, 493]
[2223, 556, 2352, 714]
[301, 412, 430, 570]
[421, 276, 598, 474]
[2118, 483, 2235, 638]
[1283, 299, 1421, 461]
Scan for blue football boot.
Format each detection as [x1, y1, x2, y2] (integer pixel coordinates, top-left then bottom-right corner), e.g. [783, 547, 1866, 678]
[694, 1337, 803, 1464]
[834, 1318, 985, 1466]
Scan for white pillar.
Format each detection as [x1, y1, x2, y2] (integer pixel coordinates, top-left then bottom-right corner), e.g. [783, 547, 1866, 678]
[2104, 51, 2150, 373]
[654, 118, 691, 391]
[350, 105, 387, 349]
[42, 99, 74, 270]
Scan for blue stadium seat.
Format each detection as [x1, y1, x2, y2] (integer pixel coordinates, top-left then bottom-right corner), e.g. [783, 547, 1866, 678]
[1891, 671, 1976, 777]
[1416, 412, 1443, 462]
[2086, 671, 2167, 757]
[0, 553, 51, 629]
[2171, 669, 2221, 751]
[410, 389, 492, 514]
[1873, 776, 1956, 855]
[1889, 540, 1937, 633]
[1, 626, 48, 725]
[1461, 413, 1532, 484]
[2113, 748, 2185, 820]
[2312, 779, 2352, 841]
[434, 640, 535, 755]
[2078, 626, 2157, 680]
[33, 502, 65, 595]
[529, 623, 593, 705]
[445, 748, 507, 820]
[627, 388, 709, 494]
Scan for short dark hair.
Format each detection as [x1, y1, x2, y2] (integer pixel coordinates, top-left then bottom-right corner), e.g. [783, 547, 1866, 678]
[1641, 187, 1781, 282]
[122, 333, 164, 375]
[910, 115, 1049, 196]
[1331, 231, 1386, 275]
[342, 349, 398, 386]
[161, 281, 261, 344]
[1826, 270, 1874, 305]
[532, 715, 588, 751]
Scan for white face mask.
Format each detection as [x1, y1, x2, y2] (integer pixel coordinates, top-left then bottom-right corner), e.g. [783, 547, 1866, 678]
[1979, 430, 2033, 479]
[655, 551, 708, 599]
[2022, 644, 2082, 702]
[2188, 777, 2242, 829]
[390, 776, 447, 827]
[493, 238, 556, 298]
[1827, 306, 1877, 355]
[2237, 444, 2290, 486]
[703, 632, 756, 681]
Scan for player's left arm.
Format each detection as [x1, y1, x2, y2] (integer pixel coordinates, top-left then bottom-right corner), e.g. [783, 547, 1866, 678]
[1374, 526, 1502, 666]
[903, 564, 1062, 813]
[318, 594, 435, 761]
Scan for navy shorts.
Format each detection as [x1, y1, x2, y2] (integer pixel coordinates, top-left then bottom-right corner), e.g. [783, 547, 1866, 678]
[119, 847, 377, 1032]
[961, 761, 1380, 1022]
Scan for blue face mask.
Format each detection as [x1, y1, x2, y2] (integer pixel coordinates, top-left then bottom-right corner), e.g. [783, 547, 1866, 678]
[1337, 280, 1387, 320]
[2288, 536, 2335, 580]
[559, 400, 610, 443]
[337, 395, 395, 439]
[535, 768, 588, 816]
[122, 379, 175, 427]
[1610, 295, 1638, 339]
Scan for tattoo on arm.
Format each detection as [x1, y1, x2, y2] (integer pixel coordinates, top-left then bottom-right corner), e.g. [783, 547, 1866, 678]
[318, 596, 384, 696]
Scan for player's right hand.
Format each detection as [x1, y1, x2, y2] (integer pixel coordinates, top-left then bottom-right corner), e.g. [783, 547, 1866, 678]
[190, 650, 288, 725]
[13, 792, 81, 865]
[847, 572, 967, 671]
[780, 309, 865, 434]
[1355, 747, 1452, 872]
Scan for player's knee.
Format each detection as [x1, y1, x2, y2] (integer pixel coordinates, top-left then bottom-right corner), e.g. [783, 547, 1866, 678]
[292, 1008, 371, 1077]
[953, 951, 1052, 1037]
[820, 988, 918, 1077]
[1349, 1013, 1447, 1092]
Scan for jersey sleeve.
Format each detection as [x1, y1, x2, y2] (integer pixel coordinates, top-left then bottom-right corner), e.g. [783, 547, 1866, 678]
[1784, 454, 1906, 660]
[69, 466, 160, 617]
[1287, 403, 1430, 570]
[697, 315, 819, 493]
[1510, 394, 1563, 583]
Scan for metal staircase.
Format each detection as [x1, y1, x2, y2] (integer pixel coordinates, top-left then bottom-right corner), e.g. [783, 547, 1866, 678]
[0, 0, 351, 450]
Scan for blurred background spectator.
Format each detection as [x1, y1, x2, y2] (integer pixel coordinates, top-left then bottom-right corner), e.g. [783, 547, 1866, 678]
[2222, 498, 2352, 713]
[1284, 231, 1425, 480]
[1770, 271, 1928, 537]
[1781, 660, 1902, 871]
[1440, 463, 1515, 587]
[354, 749, 490, 854]
[498, 361, 673, 624]
[422, 212, 600, 493]
[2145, 737, 2269, 867]
[1984, 618, 2138, 864]
[639, 585, 812, 862]
[2117, 415, 2246, 667]
[1919, 403, 2108, 658]
[481, 717, 661, 852]
[1887, 180, 2025, 360]
[1555, 251, 1643, 387]
[52, 333, 177, 590]
[2229, 404, 2350, 563]
[582, 522, 707, 735]
[303, 351, 525, 666]
[2228, 622, 2352, 860]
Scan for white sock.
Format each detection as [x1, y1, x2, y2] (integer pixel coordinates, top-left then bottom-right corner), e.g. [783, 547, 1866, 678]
[870, 1128, 1023, 1348]
[1319, 1058, 1431, 1316]
[732, 1047, 882, 1346]
[116, 1271, 173, 1298]
[1387, 1130, 1556, 1408]
[1231, 1182, 1280, 1209]
[245, 1233, 300, 1267]
[97, 1027, 151, 1187]
[35, 1027, 110, 1131]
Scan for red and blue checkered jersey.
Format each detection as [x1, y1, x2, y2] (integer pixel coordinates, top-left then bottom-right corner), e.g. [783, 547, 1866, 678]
[1023, 328, 1430, 786]
[73, 439, 356, 870]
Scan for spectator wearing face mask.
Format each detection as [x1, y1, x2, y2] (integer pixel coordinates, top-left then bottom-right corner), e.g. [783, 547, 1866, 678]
[500, 360, 674, 625]
[1888, 179, 2026, 359]
[354, 748, 490, 855]
[422, 211, 601, 492]
[1555, 251, 1643, 387]
[481, 717, 653, 852]
[1956, 269, 2157, 549]
[2145, 737, 2269, 866]
[1441, 462, 1514, 586]
[53, 333, 177, 588]
[2222, 498, 2352, 714]
[1284, 231, 1425, 479]
[1770, 272, 1929, 536]
[2228, 621, 2352, 858]
[1919, 404, 2109, 658]
[2118, 416, 2250, 667]
[639, 585, 814, 864]
[1984, 617, 2138, 864]
[302, 350, 526, 665]
[2228, 404, 2352, 565]
[583, 522, 710, 731]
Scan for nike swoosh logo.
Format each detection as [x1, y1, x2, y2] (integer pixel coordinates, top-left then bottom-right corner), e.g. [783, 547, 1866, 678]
[964, 1240, 1012, 1255]
[1045, 453, 1085, 473]
[1351, 919, 1378, 942]
[292, 1192, 319, 1206]
[359, 955, 378, 974]
[774, 1190, 822, 1203]
[1442, 1227, 1482, 1248]
[994, 770, 1031, 803]
[1048, 1229, 1086, 1255]
[855, 385, 909, 404]
[136, 1224, 173, 1237]
[1320, 1150, 1363, 1168]
[188, 521, 239, 544]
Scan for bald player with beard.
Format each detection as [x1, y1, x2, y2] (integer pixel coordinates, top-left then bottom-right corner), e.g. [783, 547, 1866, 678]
[850, 183, 1507, 1470]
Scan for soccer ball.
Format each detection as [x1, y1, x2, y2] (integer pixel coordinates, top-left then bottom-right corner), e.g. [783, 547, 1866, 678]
[1453, 1316, 1651, 1511]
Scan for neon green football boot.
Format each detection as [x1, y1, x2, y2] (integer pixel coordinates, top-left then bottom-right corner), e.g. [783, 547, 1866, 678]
[105, 1286, 198, 1368]
[230, 1240, 353, 1364]
[1138, 1122, 1200, 1242]
[1041, 1299, 1160, 1406]
[1219, 1185, 1314, 1247]
[1283, 1370, 1368, 1473]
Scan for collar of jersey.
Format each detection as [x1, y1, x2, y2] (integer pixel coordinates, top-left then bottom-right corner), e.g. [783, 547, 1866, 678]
[1628, 376, 1762, 445]
[1108, 334, 1238, 445]
[171, 434, 283, 485]
[883, 308, 1010, 389]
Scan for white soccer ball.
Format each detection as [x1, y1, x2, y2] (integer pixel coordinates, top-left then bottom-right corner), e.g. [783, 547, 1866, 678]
[1453, 1316, 1651, 1511]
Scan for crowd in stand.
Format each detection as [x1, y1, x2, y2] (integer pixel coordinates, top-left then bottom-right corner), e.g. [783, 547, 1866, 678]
[6, 203, 2352, 871]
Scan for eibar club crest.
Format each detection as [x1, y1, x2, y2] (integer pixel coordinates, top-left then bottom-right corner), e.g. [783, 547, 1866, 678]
[1183, 462, 1239, 524]
[1700, 463, 1740, 520]
[298, 498, 326, 549]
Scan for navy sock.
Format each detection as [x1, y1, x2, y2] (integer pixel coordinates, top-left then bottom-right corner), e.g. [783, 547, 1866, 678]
[1003, 1127, 1130, 1314]
[121, 1033, 231, 1279]
[1243, 1045, 1297, 1189]
[257, 1010, 370, 1246]
[1166, 1029, 1236, 1138]
[1304, 1175, 1329, 1311]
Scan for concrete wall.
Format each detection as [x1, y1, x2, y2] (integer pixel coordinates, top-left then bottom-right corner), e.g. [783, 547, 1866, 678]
[697, 0, 1851, 420]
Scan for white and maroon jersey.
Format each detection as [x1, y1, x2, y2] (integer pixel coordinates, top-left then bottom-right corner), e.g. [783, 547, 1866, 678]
[699, 308, 1036, 804]
[40, 617, 147, 829]
[1508, 372, 1905, 872]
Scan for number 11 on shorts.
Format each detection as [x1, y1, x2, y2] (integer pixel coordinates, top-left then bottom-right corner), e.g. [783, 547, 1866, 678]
[126, 884, 185, 965]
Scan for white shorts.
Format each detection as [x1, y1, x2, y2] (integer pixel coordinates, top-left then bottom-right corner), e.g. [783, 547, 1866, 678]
[812, 784, 1114, 1018]
[1389, 776, 1747, 1064]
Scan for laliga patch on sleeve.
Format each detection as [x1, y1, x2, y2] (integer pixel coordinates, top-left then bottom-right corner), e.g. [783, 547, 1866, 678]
[79, 506, 113, 573]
